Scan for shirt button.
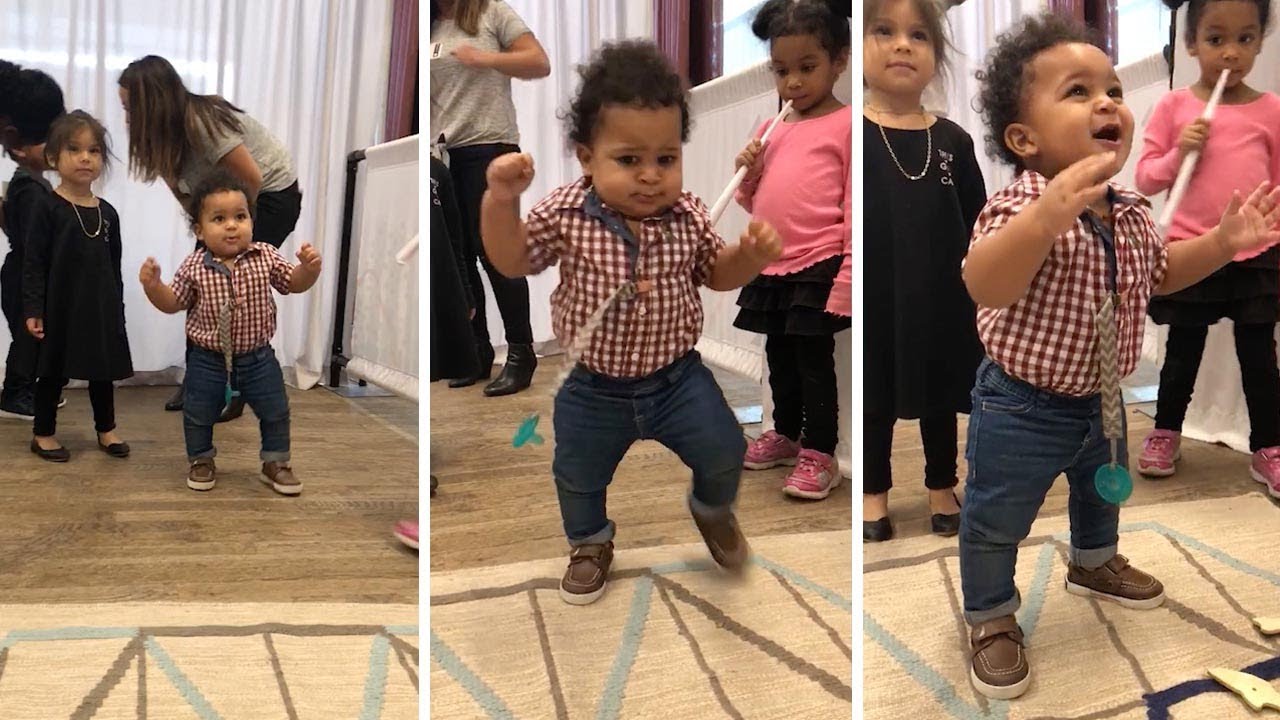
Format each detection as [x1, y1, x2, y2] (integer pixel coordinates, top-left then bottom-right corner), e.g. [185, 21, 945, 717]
[638, 305, 647, 316]
[631, 352, 640, 362]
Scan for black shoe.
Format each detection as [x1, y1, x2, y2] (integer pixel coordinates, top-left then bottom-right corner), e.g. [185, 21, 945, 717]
[483, 343, 537, 397]
[931, 493, 962, 537]
[97, 438, 131, 458]
[0, 397, 35, 420]
[448, 344, 495, 388]
[863, 517, 893, 543]
[30, 438, 70, 463]
[216, 396, 246, 423]
[164, 386, 184, 411]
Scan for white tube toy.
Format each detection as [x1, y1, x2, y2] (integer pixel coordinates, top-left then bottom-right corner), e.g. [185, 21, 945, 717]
[1159, 68, 1230, 233]
[396, 234, 419, 264]
[708, 100, 794, 226]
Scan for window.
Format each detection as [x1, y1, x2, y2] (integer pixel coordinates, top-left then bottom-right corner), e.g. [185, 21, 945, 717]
[722, 0, 768, 78]
[1117, 0, 1172, 67]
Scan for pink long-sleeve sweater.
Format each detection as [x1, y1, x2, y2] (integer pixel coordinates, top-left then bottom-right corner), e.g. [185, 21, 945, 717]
[735, 105, 852, 317]
[1135, 88, 1280, 259]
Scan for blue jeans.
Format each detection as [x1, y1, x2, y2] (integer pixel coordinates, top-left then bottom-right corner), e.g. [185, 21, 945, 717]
[552, 351, 746, 546]
[184, 345, 290, 463]
[960, 358, 1123, 625]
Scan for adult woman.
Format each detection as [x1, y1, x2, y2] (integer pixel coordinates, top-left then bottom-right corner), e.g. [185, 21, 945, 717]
[118, 55, 302, 420]
[430, 0, 550, 396]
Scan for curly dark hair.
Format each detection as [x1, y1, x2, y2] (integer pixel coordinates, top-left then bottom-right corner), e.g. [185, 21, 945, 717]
[1165, 0, 1272, 45]
[754, 0, 852, 58]
[564, 40, 690, 146]
[975, 12, 1099, 168]
[184, 170, 257, 230]
[0, 65, 65, 153]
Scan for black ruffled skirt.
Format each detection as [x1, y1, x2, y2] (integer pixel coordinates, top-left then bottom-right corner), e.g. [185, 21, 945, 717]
[1148, 247, 1280, 326]
[733, 255, 850, 336]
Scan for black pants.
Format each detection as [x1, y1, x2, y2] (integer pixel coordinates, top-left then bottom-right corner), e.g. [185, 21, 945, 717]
[447, 143, 533, 348]
[0, 254, 37, 404]
[253, 181, 303, 249]
[864, 413, 959, 495]
[1155, 322, 1280, 451]
[766, 333, 839, 454]
[34, 378, 115, 437]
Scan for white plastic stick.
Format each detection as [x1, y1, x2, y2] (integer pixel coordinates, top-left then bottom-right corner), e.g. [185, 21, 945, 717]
[708, 100, 794, 225]
[395, 234, 419, 264]
[1159, 69, 1230, 233]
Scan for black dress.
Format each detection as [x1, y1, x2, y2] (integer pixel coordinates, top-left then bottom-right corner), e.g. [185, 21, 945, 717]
[22, 195, 133, 382]
[429, 157, 480, 381]
[864, 116, 986, 419]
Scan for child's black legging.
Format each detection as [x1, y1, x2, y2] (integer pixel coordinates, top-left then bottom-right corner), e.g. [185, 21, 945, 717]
[1155, 322, 1280, 452]
[33, 378, 115, 437]
[766, 333, 839, 454]
[864, 413, 959, 495]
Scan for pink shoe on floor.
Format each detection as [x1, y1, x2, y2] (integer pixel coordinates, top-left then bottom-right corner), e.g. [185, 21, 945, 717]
[393, 520, 419, 550]
[1250, 447, 1280, 499]
[744, 430, 801, 470]
[783, 448, 840, 500]
[1137, 429, 1181, 478]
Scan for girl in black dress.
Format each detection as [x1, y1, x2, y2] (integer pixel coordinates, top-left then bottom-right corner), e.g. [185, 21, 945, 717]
[863, 0, 987, 541]
[23, 110, 134, 462]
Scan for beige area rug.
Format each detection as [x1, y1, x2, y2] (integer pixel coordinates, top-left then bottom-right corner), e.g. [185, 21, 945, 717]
[863, 493, 1280, 720]
[430, 531, 852, 719]
[0, 603, 418, 719]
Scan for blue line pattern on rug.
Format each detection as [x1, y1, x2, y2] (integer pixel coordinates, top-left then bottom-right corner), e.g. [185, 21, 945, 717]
[430, 631, 515, 719]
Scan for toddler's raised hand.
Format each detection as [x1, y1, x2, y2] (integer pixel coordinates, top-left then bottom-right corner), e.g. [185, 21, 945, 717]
[740, 220, 782, 266]
[486, 153, 535, 201]
[1217, 182, 1280, 254]
[296, 243, 323, 272]
[139, 257, 162, 289]
[1178, 118, 1210, 157]
[735, 139, 766, 182]
[1033, 152, 1115, 239]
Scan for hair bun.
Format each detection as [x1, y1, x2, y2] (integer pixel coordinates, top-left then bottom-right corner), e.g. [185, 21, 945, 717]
[1161, 0, 1188, 10]
[827, 0, 853, 17]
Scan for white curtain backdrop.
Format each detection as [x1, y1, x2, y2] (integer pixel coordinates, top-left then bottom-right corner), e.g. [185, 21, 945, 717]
[1138, 6, 1280, 453]
[474, 0, 653, 355]
[0, 0, 392, 389]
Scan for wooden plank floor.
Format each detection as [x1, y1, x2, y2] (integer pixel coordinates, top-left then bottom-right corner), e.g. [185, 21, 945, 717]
[429, 356, 853, 573]
[0, 386, 419, 603]
[877, 402, 1268, 541]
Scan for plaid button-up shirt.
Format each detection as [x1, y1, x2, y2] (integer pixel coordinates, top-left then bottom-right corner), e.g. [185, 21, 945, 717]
[525, 178, 724, 378]
[971, 171, 1170, 397]
[170, 243, 294, 354]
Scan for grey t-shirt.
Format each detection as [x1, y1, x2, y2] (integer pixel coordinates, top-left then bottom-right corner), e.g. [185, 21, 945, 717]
[177, 110, 296, 196]
[430, 0, 531, 149]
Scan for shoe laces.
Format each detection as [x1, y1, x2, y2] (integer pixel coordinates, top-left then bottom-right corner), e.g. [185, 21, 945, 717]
[1146, 435, 1174, 454]
[1259, 447, 1280, 466]
[795, 452, 826, 478]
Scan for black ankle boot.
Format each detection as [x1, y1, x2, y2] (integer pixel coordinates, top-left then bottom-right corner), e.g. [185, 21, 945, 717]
[165, 385, 185, 411]
[216, 395, 246, 423]
[448, 344, 495, 388]
[483, 343, 537, 397]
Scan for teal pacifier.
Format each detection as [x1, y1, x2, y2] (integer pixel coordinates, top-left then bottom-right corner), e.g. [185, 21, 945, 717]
[1094, 463, 1132, 504]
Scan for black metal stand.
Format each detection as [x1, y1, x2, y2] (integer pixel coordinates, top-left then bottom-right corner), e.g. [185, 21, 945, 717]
[328, 149, 367, 388]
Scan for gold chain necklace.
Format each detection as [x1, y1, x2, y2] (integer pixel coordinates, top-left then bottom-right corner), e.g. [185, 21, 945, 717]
[60, 189, 103, 238]
[872, 106, 932, 181]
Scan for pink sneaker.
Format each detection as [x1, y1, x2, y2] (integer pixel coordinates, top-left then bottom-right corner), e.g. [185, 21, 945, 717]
[744, 429, 801, 470]
[1137, 430, 1181, 478]
[782, 448, 840, 500]
[393, 520, 419, 550]
[1250, 447, 1280, 499]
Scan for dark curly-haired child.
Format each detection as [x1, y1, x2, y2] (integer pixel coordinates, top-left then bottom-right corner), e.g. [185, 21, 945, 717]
[479, 39, 783, 606]
[959, 12, 1280, 700]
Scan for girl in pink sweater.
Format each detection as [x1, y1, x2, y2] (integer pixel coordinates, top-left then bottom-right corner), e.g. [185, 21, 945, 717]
[1135, 0, 1280, 494]
[733, 0, 851, 500]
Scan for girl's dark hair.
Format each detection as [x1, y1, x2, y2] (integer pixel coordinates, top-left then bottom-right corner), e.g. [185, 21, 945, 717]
[1164, 0, 1272, 45]
[753, 0, 852, 58]
[0, 64, 66, 152]
[117, 55, 245, 185]
[43, 110, 114, 174]
[184, 170, 256, 229]
[863, 0, 954, 78]
[565, 40, 690, 146]
[975, 12, 1099, 168]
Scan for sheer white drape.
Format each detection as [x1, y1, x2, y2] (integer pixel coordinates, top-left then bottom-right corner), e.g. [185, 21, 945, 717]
[472, 0, 653, 354]
[0, 0, 392, 389]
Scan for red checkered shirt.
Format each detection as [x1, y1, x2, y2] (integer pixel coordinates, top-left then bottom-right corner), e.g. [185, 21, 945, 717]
[169, 243, 294, 354]
[971, 171, 1169, 397]
[525, 178, 724, 378]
